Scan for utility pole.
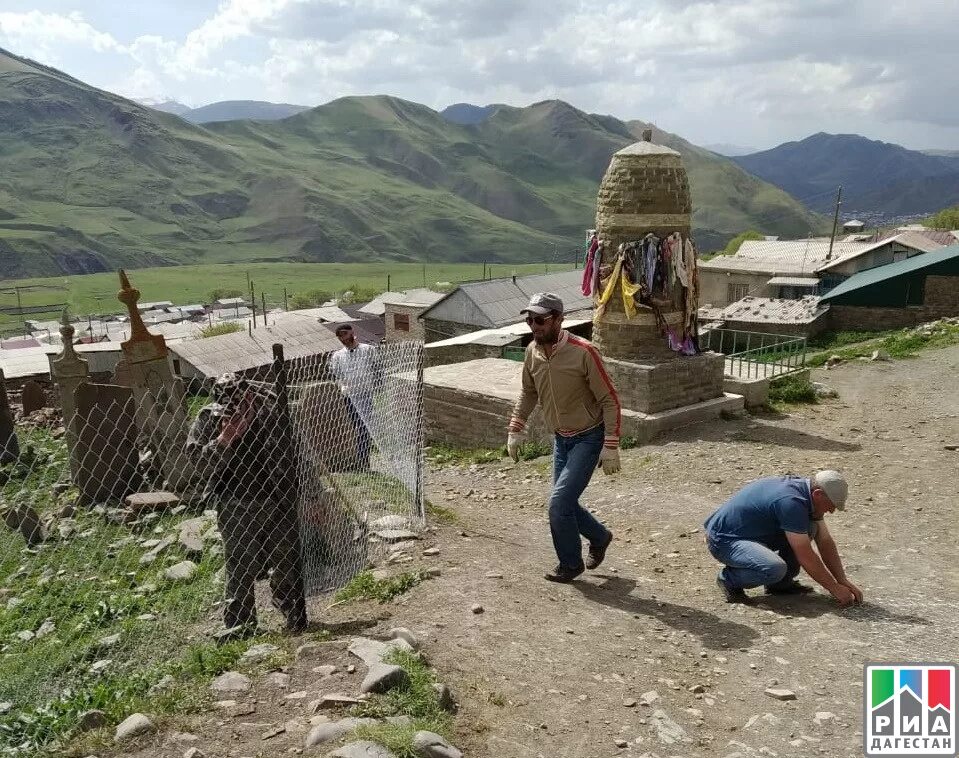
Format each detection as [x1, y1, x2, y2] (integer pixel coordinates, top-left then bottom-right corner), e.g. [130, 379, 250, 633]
[283, 287, 289, 311]
[261, 292, 267, 326]
[387, 274, 391, 292]
[826, 185, 842, 261]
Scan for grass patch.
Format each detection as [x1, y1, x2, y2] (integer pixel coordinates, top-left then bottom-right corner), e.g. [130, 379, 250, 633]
[425, 500, 459, 525]
[767, 374, 818, 407]
[334, 570, 431, 605]
[426, 445, 503, 466]
[199, 322, 244, 338]
[517, 440, 551, 461]
[186, 393, 211, 420]
[352, 649, 453, 758]
[805, 323, 959, 367]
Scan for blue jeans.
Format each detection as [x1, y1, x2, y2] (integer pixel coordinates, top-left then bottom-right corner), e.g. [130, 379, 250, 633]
[549, 426, 610, 569]
[707, 533, 800, 590]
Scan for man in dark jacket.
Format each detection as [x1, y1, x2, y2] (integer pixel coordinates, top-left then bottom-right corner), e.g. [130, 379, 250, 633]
[188, 373, 307, 639]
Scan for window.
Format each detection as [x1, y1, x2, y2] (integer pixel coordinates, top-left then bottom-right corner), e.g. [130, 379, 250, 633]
[727, 283, 749, 303]
[393, 313, 410, 332]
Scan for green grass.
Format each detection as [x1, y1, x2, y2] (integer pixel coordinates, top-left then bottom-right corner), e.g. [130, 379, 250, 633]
[0, 262, 574, 333]
[352, 649, 453, 758]
[426, 445, 504, 466]
[199, 321, 243, 338]
[767, 374, 818, 407]
[424, 500, 459, 525]
[806, 322, 959, 366]
[333, 570, 432, 605]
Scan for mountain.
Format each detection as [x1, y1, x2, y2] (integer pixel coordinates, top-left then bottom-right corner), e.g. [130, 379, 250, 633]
[182, 100, 310, 123]
[923, 149, 959, 158]
[704, 143, 758, 157]
[137, 98, 192, 116]
[0, 46, 826, 277]
[734, 133, 959, 217]
[441, 103, 498, 125]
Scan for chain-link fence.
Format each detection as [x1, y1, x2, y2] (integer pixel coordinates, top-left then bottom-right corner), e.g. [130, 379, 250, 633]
[0, 340, 424, 755]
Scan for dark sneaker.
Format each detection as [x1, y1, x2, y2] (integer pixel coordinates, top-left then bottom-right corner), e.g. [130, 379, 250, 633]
[716, 577, 750, 604]
[545, 564, 585, 583]
[765, 580, 814, 595]
[585, 532, 613, 570]
[213, 623, 258, 645]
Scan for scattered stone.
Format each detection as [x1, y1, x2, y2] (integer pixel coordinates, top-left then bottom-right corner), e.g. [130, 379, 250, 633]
[623, 698, 638, 708]
[370, 515, 410, 531]
[35, 619, 55, 639]
[263, 672, 291, 689]
[0, 703, 11, 715]
[89, 659, 112, 674]
[484, 572, 504, 579]
[98, 633, 121, 649]
[765, 688, 797, 701]
[210, 671, 252, 695]
[262, 725, 286, 740]
[388, 627, 420, 649]
[650, 709, 690, 744]
[241, 643, 280, 663]
[347, 664, 356, 674]
[304, 718, 375, 748]
[411, 730, 463, 758]
[164, 560, 198, 582]
[471, 604, 484, 614]
[361, 663, 409, 694]
[296, 641, 338, 661]
[615, 739, 628, 748]
[136, 613, 158, 622]
[149, 674, 175, 694]
[870, 349, 891, 361]
[284, 690, 308, 700]
[347, 636, 411, 666]
[77, 709, 109, 732]
[13, 630, 34, 643]
[811, 382, 839, 399]
[814, 711, 837, 725]
[177, 517, 208, 557]
[689, 684, 706, 694]
[125, 491, 179, 515]
[326, 740, 397, 758]
[422, 547, 440, 556]
[433, 683, 457, 712]
[312, 665, 338, 677]
[114, 713, 156, 742]
[311, 694, 364, 711]
[374, 529, 420, 543]
[183, 748, 206, 758]
[640, 690, 660, 706]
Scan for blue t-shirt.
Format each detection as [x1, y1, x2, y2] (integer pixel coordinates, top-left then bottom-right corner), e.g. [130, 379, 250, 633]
[704, 476, 813, 544]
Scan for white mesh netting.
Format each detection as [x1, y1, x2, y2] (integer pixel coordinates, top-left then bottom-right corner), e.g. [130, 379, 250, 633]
[0, 339, 424, 755]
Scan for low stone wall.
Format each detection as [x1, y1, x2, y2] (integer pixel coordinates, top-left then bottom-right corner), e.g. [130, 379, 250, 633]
[603, 352, 725, 414]
[829, 302, 959, 331]
[424, 342, 509, 368]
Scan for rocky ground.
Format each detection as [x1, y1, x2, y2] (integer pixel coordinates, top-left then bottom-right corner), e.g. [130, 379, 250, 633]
[103, 344, 959, 758]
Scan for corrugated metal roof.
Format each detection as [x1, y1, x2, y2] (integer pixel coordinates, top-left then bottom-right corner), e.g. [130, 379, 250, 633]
[874, 228, 958, 247]
[169, 319, 341, 378]
[821, 243, 959, 302]
[424, 318, 591, 348]
[719, 296, 829, 325]
[700, 240, 870, 275]
[767, 276, 820, 286]
[359, 289, 445, 315]
[423, 270, 590, 328]
[816, 232, 944, 273]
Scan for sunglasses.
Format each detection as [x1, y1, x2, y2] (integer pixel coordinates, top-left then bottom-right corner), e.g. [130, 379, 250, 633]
[525, 314, 553, 326]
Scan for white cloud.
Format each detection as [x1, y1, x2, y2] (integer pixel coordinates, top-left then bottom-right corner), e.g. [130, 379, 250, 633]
[2, 0, 958, 149]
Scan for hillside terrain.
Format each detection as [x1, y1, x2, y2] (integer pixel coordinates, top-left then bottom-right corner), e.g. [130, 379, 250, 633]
[0, 46, 824, 278]
[735, 133, 959, 217]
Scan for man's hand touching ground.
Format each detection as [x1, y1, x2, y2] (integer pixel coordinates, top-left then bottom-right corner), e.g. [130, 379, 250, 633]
[830, 583, 857, 607]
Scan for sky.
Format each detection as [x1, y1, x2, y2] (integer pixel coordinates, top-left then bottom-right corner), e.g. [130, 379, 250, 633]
[1, 0, 957, 151]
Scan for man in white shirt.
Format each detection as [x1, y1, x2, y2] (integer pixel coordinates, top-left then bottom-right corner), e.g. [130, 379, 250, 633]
[329, 324, 380, 470]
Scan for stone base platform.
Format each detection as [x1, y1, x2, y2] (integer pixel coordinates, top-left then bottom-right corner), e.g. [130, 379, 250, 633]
[423, 358, 743, 450]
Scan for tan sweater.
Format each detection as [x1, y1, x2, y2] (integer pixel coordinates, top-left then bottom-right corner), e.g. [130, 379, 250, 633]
[509, 330, 621, 449]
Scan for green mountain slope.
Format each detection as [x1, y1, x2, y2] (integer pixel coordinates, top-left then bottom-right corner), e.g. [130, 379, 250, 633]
[0, 47, 826, 277]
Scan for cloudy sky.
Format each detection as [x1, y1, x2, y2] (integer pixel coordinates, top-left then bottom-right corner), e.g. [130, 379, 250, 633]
[1, 0, 957, 151]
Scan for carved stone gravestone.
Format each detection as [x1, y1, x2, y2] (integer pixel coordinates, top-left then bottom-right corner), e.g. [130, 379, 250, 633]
[21, 380, 46, 416]
[73, 382, 142, 505]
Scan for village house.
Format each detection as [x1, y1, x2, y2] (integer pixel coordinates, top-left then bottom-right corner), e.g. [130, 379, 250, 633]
[419, 270, 591, 343]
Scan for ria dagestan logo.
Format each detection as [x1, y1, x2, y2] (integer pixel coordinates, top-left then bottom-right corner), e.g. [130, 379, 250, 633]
[865, 664, 957, 756]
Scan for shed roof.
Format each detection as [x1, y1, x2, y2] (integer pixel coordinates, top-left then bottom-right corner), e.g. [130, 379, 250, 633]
[815, 231, 943, 273]
[717, 296, 828, 325]
[422, 270, 589, 328]
[700, 240, 869, 276]
[766, 276, 820, 287]
[359, 289, 446, 316]
[168, 319, 341, 378]
[424, 318, 591, 348]
[821, 244, 959, 302]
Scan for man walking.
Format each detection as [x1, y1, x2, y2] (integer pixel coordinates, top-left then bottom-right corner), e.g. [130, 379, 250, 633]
[703, 470, 863, 606]
[507, 292, 621, 583]
[188, 373, 307, 639]
[330, 324, 380, 470]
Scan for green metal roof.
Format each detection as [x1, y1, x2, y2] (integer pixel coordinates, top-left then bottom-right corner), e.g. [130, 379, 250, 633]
[821, 243, 959, 301]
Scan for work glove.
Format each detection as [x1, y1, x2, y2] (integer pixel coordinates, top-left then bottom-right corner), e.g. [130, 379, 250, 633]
[507, 432, 525, 463]
[598, 446, 621, 476]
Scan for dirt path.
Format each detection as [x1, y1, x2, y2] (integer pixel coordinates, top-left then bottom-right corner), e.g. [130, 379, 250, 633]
[106, 346, 959, 758]
[400, 345, 959, 757]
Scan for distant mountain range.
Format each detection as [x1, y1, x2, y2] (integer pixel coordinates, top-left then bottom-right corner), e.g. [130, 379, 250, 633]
[703, 143, 759, 157]
[139, 98, 310, 123]
[0, 45, 823, 277]
[734, 133, 959, 217]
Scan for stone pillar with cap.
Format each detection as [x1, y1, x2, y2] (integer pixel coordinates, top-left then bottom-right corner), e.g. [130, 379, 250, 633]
[588, 130, 727, 415]
[116, 270, 194, 489]
[50, 308, 89, 478]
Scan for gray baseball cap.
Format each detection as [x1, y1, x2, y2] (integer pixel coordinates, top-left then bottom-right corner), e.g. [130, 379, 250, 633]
[813, 470, 848, 510]
[521, 292, 564, 316]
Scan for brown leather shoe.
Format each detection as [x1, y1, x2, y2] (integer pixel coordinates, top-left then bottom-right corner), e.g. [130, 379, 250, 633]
[585, 532, 613, 570]
[544, 564, 585, 583]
